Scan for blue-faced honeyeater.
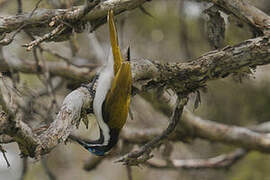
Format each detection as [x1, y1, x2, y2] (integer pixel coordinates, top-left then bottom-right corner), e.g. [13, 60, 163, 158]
[74, 10, 132, 156]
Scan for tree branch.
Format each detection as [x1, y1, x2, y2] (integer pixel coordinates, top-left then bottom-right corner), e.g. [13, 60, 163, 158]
[0, 33, 269, 158]
[0, 0, 269, 160]
[146, 148, 247, 170]
[204, 0, 270, 35]
[0, 0, 149, 41]
[132, 36, 270, 95]
[177, 110, 270, 153]
[1, 34, 268, 92]
[120, 127, 163, 144]
[0, 86, 92, 158]
[1, 57, 97, 81]
[115, 96, 188, 166]
[34, 87, 92, 157]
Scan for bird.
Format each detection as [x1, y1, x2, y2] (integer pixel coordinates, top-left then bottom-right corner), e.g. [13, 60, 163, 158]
[72, 10, 132, 156]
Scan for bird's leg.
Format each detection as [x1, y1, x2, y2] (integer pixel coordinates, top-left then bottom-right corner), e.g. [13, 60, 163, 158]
[81, 74, 99, 97]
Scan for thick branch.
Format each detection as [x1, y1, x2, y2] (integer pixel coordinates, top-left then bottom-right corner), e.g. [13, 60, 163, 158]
[0, 0, 268, 95]
[132, 36, 270, 94]
[34, 87, 92, 157]
[1, 87, 92, 157]
[1, 35, 268, 93]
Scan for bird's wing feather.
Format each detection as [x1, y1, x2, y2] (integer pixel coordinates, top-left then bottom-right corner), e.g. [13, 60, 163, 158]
[103, 62, 132, 129]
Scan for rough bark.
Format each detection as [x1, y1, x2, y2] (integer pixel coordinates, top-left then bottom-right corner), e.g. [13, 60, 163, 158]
[0, 0, 269, 162]
[0, 0, 148, 40]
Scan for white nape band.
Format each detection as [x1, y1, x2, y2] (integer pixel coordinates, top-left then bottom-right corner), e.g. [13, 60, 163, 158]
[92, 50, 114, 146]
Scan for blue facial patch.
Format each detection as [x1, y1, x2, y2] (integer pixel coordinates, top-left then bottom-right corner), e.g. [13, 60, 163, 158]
[88, 147, 105, 156]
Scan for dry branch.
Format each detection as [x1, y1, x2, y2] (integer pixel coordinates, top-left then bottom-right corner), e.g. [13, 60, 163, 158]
[204, 0, 270, 35]
[131, 36, 270, 95]
[120, 127, 162, 144]
[0, 86, 93, 157]
[1, 35, 269, 92]
[176, 111, 270, 153]
[146, 148, 247, 170]
[0, 23, 269, 158]
[0, 0, 269, 162]
[0, 57, 96, 81]
[0, 0, 149, 41]
[116, 96, 188, 166]
[34, 87, 92, 157]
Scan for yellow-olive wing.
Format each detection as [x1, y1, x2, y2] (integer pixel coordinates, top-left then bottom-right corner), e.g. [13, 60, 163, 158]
[104, 62, 132, 129]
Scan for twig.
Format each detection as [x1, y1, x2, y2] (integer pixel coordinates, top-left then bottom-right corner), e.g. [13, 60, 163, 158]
[116, 96, 188, 166]
[146, 149, 247, 170]
[139, 5, 154, 18]
[36, 77, 63, 97]
[29, 0, 43, 18]
[0, 0, 44, 46]
[23, 24, 65, 51]
[0, 24, 26, 46]
[51, 0, 100, 23]
[23, 0, 100, 50]
[17, 0, 22, 14]
[42, 47, 97, 68]
[0, 145, 10, 167]
[0, 0, 149, 40]
[0, 135, 13, 144]
[20, 157, 28, 180]
[126, 166, 133, 180]
[80, 0, 101, 19]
